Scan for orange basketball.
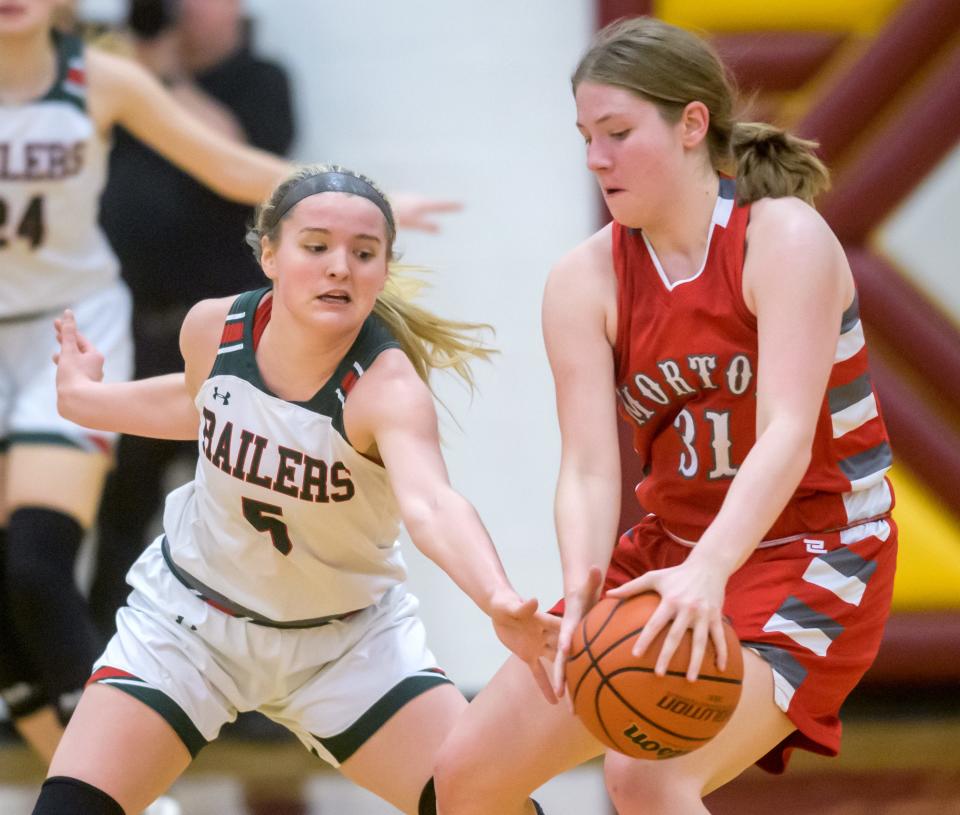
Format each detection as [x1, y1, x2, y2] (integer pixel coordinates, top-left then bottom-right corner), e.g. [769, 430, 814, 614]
[566, 592, 743, 760]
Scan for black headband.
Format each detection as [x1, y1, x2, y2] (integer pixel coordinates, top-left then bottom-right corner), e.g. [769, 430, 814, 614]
[269, 171, 395, 233]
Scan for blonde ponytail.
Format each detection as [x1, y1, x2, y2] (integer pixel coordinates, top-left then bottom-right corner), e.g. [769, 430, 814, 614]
[373, 265, 496, 393]
[731, 122, 830, 205]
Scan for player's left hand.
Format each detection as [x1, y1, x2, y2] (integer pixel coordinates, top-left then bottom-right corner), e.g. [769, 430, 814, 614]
[489, 592, 561, 704]
[606, 561, 728, 682]
[390, 193, 463, 233]
[53, 309, 105, 385]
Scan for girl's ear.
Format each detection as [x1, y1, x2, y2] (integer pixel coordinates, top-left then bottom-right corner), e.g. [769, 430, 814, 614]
[261, 234, 278, 281]
[679, 101, 710, 149]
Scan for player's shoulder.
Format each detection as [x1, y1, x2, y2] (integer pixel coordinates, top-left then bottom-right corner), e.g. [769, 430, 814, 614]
[343, 348, 434, 453]
[180, 295, 238, 396]
[748, 195, 836, 252]
[84, 44, 155, 126]
[546, 222, 616, 316]
[84, 43, 145, 89]
[180, 296, 237, 354]
[358, 348, 427, 401]
[552, 222, 614, 279]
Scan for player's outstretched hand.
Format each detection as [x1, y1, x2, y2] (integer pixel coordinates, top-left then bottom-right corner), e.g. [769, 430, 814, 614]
[552, 565, 604, 707]
[390, 193, 463, 233]
[53, 309, 105, 387]
[490, 592, 561, 704]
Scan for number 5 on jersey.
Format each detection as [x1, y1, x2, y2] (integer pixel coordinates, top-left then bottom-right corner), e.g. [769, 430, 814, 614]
[242, 497, 293, 555]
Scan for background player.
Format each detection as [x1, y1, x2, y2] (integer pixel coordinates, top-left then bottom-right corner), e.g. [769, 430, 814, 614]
[435, 17, 897, 814]
[40, 165, 556, 815]
[0, 0, 288, 765]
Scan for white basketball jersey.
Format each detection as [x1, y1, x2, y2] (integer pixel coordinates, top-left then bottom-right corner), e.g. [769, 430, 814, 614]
[162, 288, 408, 624]
[0, 33, 118, 318]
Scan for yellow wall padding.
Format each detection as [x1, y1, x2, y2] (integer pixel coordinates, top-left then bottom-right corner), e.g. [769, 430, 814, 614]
[655, 0, 902, 35]
[887, 464, 960, 610]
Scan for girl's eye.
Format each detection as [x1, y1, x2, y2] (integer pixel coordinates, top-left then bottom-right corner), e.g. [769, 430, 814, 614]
[356, 250, 374, 261]
[610, 130, 630, 140]
[306, 244, 327, 253]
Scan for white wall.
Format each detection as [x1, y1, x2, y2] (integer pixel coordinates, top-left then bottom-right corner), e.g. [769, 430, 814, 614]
[79, 0, 597, 690]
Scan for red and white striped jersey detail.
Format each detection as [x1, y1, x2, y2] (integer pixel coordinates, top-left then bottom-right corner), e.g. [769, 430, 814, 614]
[64, 57, 86, 99]
[612, 178, 893, 541]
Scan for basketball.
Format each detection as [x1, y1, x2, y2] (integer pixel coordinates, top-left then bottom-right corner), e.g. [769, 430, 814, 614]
[566, 592, 743, 760]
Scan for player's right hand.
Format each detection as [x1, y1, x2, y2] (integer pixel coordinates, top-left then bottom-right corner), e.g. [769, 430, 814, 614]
[552, 565, 604, 707]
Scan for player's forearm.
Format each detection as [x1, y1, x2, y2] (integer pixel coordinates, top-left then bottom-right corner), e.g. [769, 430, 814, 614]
[57, 373, 199, 441]
[555, 466, 620, 596]
[688, 419, 813, 576]
[404, 489, 519, 616]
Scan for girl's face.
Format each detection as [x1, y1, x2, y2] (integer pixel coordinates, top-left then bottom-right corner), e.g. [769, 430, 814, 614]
[0, 0, 59, 38]
[260, 191, 390, 334]
[574, 81, 689, 228]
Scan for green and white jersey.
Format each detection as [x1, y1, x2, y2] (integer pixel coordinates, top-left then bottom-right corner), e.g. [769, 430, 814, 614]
[162, 288, 408, 625]
[0, 32, 118, 318]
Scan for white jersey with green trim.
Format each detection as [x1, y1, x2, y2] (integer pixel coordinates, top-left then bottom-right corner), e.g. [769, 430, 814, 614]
[0, 32, 118, 318]
[161, 288, 408, 624]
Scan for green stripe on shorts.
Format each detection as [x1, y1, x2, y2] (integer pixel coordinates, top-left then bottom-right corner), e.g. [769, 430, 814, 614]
[317, 671, 453, 763]
[103, 681, 208, 758]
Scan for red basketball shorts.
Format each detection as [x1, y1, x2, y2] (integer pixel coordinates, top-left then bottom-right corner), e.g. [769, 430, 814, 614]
[557, 513, 898, 774]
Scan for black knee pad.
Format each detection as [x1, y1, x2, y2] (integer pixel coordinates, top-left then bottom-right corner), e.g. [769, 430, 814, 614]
[6, 508, 102, 705]
[32, 776, 124, 815]
[419, 777, 544, 815]
[418, 777, 436, 815]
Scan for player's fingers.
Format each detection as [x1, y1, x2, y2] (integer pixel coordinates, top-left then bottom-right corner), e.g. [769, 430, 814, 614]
[542, 628, 559, 656]
[630, 601, 671, 658]
[552, 651, 566, 700]
[711, 617, 728, 672]
[535, 610, 561, 632]
[425, 199, 463, 213]
[74, 329, 92, 354]
[553, 626, 574, 698]
[606, 572, 652, 599]
[512, 596, 539, 619]
[529, 659, 559, 705]
[57, 310, 78, 350]
[655, 610, 692, 676]
[686, 616, 710, 682]
[583, 564, 604, 600]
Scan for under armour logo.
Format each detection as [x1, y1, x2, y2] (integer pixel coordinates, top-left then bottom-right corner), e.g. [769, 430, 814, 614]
[212, 387, 230, 405]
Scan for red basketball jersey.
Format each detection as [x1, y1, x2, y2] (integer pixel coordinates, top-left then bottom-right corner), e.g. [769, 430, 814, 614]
[613, 177, 893, 541]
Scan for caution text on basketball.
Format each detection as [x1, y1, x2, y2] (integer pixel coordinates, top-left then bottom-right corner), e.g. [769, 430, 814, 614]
[656, 693, 732, 723]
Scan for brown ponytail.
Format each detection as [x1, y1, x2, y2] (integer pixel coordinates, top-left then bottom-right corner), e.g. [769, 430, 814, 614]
[731, 122, 830, 204]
